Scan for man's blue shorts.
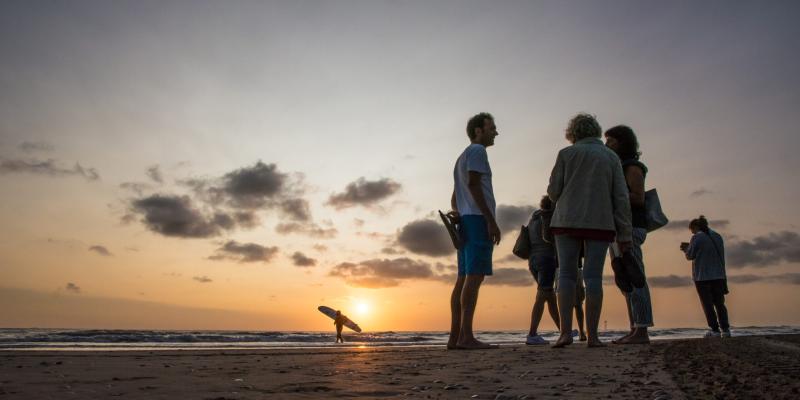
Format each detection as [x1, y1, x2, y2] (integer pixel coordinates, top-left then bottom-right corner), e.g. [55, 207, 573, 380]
[457, 215, 493, 276]
[529, 255, 557, 289]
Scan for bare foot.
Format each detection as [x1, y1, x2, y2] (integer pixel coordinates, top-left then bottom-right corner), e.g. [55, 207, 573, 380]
[616, 335, 650, 345]
[612, 331, 635, 344]
[456, 339, 497, 350]
[551, 333, 573, 348]
[587, 338, 606, 348]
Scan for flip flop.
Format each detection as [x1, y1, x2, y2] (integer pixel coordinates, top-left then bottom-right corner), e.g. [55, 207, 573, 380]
[438, 210, 461, 250]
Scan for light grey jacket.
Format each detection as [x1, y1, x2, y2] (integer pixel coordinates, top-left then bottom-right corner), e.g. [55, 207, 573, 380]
[547, 137, 633, 243]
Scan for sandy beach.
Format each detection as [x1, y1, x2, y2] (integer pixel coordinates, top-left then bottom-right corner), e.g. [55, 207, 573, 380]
[2, 335, 799, 399]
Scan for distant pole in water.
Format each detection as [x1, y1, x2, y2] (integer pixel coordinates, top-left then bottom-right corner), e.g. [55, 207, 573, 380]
[604, 320, 607, 331]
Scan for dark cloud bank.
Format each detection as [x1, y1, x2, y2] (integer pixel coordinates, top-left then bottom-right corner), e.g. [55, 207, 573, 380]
[396, 219, 454, 257]
[663, 218, 730, 231]
[126, 161, 331, 239]
[326, 177, 401, 209]
[209, 241, 279, 263]
[726, 231, 800, 268]
[328, 257, 531, 289]
[291, 251, 317, 267]
[496, 205, 535, 233]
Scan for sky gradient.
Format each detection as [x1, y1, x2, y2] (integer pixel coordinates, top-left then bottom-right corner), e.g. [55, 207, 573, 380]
[2, 0, 799, 331]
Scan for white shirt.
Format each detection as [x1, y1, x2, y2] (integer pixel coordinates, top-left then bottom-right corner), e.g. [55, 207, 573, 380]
[453, 143, 495, 217]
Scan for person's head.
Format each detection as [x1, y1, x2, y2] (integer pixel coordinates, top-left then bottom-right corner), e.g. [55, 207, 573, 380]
[689, 215, 710, 234]
[335, 310, 341, 316]
[604, 125, 641, 160]
[539, 195, 553, 210]
[565, 113, 602, 144]
[466, 112, 498, 147]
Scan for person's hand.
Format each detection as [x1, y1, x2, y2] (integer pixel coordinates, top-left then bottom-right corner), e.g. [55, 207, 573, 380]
[488, 220, 501, 245]
[679, 242, 689, 251]
[618, 241, 632, 253]
[446, 210, 461, 223]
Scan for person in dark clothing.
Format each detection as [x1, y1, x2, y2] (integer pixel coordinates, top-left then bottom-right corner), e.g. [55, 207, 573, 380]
[605, 125, 653, 345]
[334, 310, 346, 343]
[681, 216, 730, 338]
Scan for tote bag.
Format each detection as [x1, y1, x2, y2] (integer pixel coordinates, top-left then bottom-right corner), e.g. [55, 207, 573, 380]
[644, 189, 668, 232]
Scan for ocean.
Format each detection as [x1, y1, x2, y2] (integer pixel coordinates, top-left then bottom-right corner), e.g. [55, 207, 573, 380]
[1, 326, 798, 350]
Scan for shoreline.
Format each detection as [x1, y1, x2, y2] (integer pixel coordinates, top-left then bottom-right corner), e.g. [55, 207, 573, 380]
[2, 335, 799, 399]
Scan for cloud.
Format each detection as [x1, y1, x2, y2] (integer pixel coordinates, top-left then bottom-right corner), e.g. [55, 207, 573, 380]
[496, 205, 535, 233]
[326, 177, 402, 209]
[291, 251, 317, 267]
[193, 276, 213, 283]
[396, 219, 454, 257]
[726, 231, 800, 268]
[381, 247, 404, 255]
[663, 218, 730, 231]
[119, 182, 153, 196]
[689, 188, 713, 198]
[313, 244, 329, 252]
[279, 198, 311, 221]
[209, 241, 279, 263]
[726, 273, 800, 285]
[18, 141, 54, 153]
[65, 282, 81, 294]
[648, 275, 692, 288]
[275, 222, 337, 238]
[329, 257, 435, 288]
[0, 158, 99, 181]
[88, 245, 112, 257]
[485, 268, 532, 287]
[496, 253, 523, 264]
[146, 165, 164, 184]
[220, 161, 295, 210]
[130, 195, 236, 238]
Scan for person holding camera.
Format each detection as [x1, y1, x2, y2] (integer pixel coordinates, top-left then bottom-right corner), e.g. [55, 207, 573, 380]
[681, 216, 731, 338]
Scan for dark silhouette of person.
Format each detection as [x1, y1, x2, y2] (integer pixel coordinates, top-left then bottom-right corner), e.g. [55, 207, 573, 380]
[334, 310, 346, 343]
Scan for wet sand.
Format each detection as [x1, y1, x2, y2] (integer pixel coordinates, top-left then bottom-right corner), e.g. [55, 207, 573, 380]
[1, 335, 799, 399]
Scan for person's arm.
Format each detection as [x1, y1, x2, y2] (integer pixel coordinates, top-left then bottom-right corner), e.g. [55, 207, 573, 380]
[547, 151, 565, 203]
[467, 171, 500, 244]
[684, 235, 699, 260]
[625, 166, 645, 208]
[611, 160, 633, 249]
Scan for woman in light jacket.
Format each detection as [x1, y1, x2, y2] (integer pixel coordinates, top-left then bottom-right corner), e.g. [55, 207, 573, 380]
[681, 216, 730, 338]
[547, 113, 632, 348]
[605, 125, 654, 345]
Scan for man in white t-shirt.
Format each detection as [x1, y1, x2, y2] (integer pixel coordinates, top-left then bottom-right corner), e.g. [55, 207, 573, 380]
[446, 112, 500, 350]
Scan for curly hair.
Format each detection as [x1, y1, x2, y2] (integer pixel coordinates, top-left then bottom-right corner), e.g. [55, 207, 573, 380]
[565, 113, 601, 142]
[605, 125, 641, 160]
[466, 112, 494, 140]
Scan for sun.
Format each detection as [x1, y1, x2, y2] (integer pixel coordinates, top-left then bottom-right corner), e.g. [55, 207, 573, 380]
[355, 302, 370, 315]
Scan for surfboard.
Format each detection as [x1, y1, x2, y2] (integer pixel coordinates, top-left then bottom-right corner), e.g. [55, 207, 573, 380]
[318, 306, 362, 333]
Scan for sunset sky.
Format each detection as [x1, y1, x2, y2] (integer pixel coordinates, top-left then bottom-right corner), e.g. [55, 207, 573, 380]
[2, 1, 799, 332]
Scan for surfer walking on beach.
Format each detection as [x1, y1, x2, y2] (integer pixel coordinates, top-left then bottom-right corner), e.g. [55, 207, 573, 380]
[447, 112, 500, 350]
[334, 310, 345, 343]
